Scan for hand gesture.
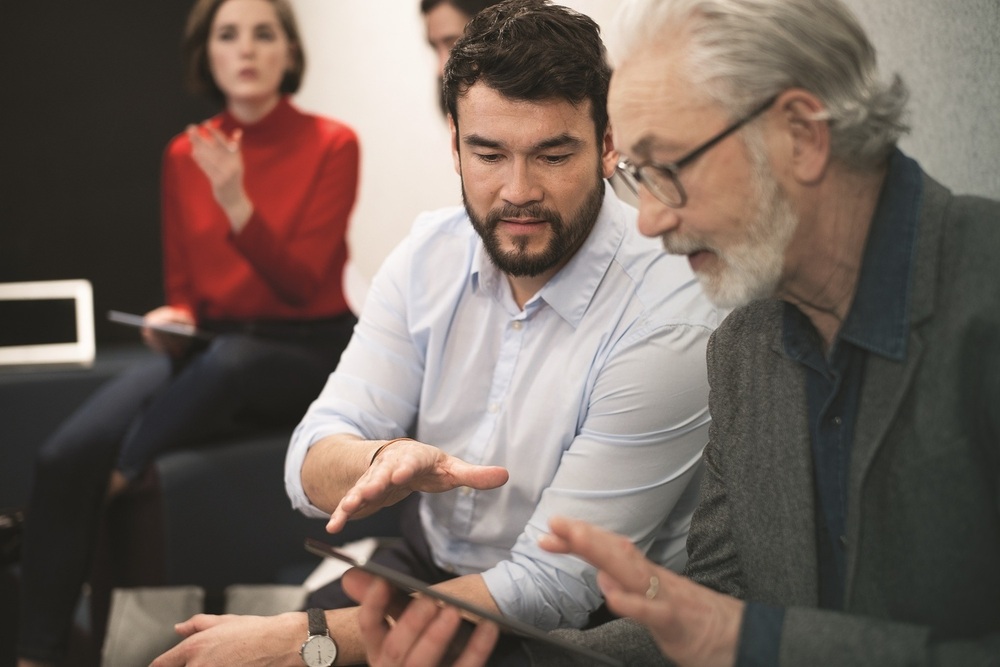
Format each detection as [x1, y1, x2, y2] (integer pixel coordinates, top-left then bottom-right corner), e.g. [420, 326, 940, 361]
[540, 516, 745, 667]
[327, 439, 509, 533]
[343, 568, 500, 667]
[187, 123, 252, 230]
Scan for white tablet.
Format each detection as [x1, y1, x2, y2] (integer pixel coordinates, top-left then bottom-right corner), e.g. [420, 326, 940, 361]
[107, 310, 213, 340]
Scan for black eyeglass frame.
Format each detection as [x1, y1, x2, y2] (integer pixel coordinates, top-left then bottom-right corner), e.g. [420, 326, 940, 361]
[616, 95, 779, 208]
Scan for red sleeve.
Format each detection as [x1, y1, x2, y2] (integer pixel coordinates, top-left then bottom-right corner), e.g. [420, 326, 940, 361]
[229, 126, 360, 307]
[160, 142, 195, 316]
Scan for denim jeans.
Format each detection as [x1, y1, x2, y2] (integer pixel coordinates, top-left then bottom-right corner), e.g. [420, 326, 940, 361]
[17, 315, 354, 662]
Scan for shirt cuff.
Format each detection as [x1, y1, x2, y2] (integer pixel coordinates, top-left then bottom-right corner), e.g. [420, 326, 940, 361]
[735, 601, 785, 667]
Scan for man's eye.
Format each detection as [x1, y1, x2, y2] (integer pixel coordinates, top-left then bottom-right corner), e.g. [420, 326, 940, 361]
[476, 153, 503, 164]
[541, 154, 571, 165]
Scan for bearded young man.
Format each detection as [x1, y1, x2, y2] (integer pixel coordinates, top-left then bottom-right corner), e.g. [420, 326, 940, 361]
[150, 1, 721, 665]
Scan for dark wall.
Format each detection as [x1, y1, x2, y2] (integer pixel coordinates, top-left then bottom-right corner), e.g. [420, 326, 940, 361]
[0, 1, 217, 343]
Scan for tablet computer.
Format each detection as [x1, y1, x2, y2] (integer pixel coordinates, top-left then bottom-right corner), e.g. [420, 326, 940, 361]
[304, 537, 623, 667]
[107, 310, 214, 340]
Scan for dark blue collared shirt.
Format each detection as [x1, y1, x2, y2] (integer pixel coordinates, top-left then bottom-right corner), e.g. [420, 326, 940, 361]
[736, 149, 923, 666]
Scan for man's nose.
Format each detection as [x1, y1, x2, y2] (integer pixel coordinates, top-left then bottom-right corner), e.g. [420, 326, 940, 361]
[636, 188, 681, 239]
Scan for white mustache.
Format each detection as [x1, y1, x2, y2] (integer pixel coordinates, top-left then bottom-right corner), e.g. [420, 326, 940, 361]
[661, 232, 711, 257]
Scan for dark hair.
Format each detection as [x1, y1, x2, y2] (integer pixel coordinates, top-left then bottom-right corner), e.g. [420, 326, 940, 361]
[181, 0, 305, 104]
[443, 0, 611, 143]
[420, 0, 504, 17]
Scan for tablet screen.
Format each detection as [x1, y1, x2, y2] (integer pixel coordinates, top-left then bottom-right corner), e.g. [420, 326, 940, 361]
[304, 538, 623, 667]
[107, 310, 213, 340]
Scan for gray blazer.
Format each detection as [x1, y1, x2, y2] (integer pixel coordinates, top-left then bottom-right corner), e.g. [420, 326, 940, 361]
[526, 173, 1000, 666]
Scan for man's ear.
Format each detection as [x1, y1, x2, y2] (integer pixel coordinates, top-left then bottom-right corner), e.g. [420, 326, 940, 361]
[449, 113, 462, 175]
[773, 88, 831, 184]
[600, 125, 617, 179]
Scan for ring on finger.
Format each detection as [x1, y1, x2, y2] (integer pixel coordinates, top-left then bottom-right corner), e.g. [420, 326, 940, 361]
[645, 575, 659, 600]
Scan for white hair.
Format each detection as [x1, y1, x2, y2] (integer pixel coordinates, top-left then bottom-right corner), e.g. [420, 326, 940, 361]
[612, 0, 909, 168]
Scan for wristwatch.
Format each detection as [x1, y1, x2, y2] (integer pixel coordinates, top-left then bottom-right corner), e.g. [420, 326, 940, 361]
[300, 608, 338, 666]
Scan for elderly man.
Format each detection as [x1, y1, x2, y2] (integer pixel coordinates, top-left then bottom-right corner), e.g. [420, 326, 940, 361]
[349, 0, 1000, 665]
[152, 1, 720, 665]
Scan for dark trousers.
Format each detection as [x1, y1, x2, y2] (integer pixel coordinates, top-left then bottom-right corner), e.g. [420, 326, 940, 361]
[17, 315, 354, 662]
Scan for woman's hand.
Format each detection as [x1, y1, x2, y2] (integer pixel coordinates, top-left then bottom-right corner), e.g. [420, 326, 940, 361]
[187, 123, 253, 231]
[142, 305, 196, 359]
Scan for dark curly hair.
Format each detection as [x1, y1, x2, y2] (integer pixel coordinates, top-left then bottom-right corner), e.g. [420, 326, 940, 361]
[443, 0, 611, 144]
[419, 0, 505, 18]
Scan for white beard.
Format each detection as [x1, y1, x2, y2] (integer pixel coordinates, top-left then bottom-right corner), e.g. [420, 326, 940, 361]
[665, 136, 798, 309]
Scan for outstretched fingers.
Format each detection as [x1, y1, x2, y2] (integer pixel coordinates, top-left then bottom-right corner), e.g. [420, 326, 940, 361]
[543, 517, 653, 588]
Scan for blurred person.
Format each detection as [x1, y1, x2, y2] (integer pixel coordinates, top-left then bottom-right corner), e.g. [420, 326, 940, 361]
[421, 0, 504, 115]
[16, 1, 359, 665]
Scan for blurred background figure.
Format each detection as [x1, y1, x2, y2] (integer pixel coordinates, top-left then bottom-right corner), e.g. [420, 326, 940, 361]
[420, 0, 504, 115]
[15, 1, 359, 665]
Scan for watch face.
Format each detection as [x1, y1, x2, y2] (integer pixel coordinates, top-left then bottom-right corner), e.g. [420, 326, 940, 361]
[301, 634, 337, 667]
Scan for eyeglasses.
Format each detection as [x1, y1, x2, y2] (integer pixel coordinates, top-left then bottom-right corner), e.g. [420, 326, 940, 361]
[616, 95, 778, 208]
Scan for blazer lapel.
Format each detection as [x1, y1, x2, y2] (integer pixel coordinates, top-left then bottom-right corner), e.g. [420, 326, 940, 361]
[844, 172, 948, 598]
[757, 326, 820, 605]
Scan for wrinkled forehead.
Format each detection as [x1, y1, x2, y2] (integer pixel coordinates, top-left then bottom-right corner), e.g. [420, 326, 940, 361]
[609, 46, 722, 159]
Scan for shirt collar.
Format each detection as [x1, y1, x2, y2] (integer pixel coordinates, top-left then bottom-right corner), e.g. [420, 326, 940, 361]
[471, 183, 625, 327]
[783, 149, 923, 362]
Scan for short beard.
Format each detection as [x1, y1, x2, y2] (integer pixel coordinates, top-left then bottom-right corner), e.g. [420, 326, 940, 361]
[665, 130, 798, 308]
[464, 173, 605, 278]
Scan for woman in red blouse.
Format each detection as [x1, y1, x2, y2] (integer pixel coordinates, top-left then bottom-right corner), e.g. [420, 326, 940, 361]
[17, 1, 359, 664]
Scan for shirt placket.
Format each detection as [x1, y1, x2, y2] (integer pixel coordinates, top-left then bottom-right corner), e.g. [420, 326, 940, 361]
[450, 311, 529, 536]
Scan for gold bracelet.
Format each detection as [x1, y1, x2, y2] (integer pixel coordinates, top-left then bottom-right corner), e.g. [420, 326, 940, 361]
[369, 437, 414, 467]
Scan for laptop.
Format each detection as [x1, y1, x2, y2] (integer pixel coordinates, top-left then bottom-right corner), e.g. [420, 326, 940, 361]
[0, 280, 95, 369]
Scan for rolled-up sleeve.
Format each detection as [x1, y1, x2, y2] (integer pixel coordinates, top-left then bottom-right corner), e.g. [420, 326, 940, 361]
[284, 235, 421, 516]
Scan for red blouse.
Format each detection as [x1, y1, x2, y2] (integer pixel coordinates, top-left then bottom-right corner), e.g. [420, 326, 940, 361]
[160, 97, 360, 322]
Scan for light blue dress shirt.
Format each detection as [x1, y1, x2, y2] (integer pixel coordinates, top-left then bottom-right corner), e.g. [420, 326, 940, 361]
[286, 186, 723, 629]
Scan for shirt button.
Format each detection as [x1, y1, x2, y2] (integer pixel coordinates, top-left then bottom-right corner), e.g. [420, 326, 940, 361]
[832, 416, 843, 426]
[488, 403, 499, 413]
[839, 535, 848, 548]
[460, 486, 472, 496]
[511, 321, 523, 330]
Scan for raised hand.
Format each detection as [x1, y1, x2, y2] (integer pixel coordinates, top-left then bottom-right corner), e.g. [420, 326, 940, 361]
[186, 123, 252, 230]
[540, 516, 744, 667]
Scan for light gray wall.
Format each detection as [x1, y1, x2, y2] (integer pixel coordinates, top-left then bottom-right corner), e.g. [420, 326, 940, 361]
[291, 1, 1000, 283]
[842, 0, 1000, 199]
